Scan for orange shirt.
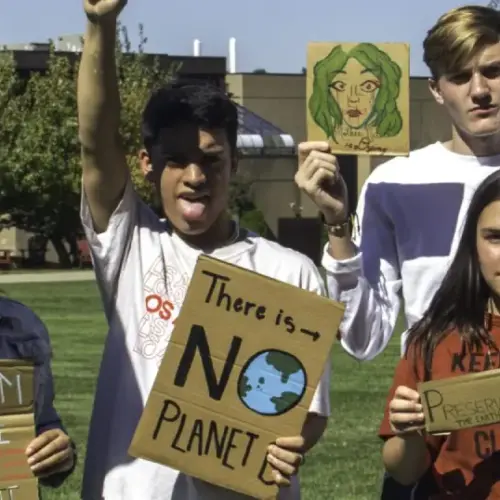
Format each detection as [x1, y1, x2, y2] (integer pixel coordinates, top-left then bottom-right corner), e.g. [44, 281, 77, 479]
[379, 316, 500, 499]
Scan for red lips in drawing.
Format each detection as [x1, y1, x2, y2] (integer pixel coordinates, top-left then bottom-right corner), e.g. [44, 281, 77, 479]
[346, 109, 362, 118]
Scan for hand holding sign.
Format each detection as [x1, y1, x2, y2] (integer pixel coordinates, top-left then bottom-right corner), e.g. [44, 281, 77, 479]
[389, 386, 426, 435]
[266, 436, 305, 487]
[26, 428, 74, 478]
[129, 256, 345, 498]
[418, 368, 500, 434]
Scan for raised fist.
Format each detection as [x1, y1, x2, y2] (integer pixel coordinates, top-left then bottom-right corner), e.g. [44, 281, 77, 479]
[295, 141, 349, 225]
[83, 0, 127, 21]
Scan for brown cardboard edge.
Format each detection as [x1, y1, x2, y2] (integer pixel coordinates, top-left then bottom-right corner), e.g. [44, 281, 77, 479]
[0, 360, 34, 368]
[418, 368, 500, 391]
[328, 148, 410, 157]
[128, 436, 280, 500]
[306, 41, 410, 49]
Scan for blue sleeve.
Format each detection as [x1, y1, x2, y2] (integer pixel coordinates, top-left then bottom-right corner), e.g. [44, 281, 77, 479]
[33, 320, 77, 488]
[35, 358, 62, 434]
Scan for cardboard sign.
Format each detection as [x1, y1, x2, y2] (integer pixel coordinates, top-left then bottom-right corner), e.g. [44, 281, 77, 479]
[419, 369, 500, 434]
[0, 360, 38, 500]
[129, 255, 344, 498]
[306, 42, 410, 156]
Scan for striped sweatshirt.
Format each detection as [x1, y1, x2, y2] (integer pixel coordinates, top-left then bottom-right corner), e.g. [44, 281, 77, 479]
[324, 141, 500, 360]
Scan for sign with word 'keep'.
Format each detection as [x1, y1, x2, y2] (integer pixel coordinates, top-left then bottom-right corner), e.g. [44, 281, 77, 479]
[0, 360, 38, 500]
[129, 255, 344, 498]
[419, 368, 500, 434]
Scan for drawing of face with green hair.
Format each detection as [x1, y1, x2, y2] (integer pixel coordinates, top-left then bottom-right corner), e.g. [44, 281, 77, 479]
[309, 43, 403, 143]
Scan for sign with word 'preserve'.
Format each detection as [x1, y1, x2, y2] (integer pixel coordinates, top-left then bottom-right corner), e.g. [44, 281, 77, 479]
[129, 255, 344, 498]
[0, 360, 38, 500]
[306, 41, 410, 156]
[419, 368, 500, 434]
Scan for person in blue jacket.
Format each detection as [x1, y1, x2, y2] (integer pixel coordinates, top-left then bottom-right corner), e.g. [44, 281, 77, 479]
[0, 296, 76, 489]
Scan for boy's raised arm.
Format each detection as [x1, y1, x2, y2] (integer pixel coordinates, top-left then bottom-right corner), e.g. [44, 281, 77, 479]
[78, 0, 129, 233]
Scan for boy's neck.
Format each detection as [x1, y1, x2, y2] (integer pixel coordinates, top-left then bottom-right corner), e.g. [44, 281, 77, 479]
[447, 127, 500, 158]
[176, 213, 236, 252]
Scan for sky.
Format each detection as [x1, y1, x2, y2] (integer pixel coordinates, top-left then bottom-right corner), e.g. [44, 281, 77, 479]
[0, 0, 490, 76]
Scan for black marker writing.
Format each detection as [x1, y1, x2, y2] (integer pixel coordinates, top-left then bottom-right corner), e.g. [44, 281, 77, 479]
[275, 309, 283, 326]
[421, 389, 443, 424]
[153, 399, 260, 470]
[257, 453, 274, 486]
[300, 328, 320, 341]
[345, 137, 388, 154]
[202, 270, 267, 320]
[422, 388, 500, 428]
[274, 310, 295, 333]
[174, 324, 242, 401]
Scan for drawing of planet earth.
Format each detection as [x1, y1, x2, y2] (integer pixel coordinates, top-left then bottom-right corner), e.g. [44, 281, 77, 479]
[237, 350, 307, 416]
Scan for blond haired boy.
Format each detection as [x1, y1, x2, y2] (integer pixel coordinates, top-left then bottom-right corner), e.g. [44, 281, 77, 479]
[297, 5, 500, 498]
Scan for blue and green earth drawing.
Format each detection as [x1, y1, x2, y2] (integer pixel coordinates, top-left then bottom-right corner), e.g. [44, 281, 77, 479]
[237, 350, 307, 416]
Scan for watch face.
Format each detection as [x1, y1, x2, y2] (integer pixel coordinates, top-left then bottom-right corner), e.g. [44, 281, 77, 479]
[324, 218, 351, 237]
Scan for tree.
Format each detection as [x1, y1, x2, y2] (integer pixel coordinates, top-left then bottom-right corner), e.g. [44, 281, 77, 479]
[0, 24, 178, 267]
[228, 172, 254, 219]
[228, 173, 273, 238]
[252, 68, 267, 74]
[117, 24, 180, 202]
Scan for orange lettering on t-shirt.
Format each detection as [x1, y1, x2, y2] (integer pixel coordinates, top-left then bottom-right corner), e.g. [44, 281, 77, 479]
[145, 294, 175, 321]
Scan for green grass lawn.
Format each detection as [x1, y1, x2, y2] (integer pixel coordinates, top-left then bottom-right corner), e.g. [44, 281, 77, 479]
[3, 281, 403, 500]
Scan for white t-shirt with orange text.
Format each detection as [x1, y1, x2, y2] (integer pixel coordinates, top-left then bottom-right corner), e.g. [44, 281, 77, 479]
[80, 179, 331, 500]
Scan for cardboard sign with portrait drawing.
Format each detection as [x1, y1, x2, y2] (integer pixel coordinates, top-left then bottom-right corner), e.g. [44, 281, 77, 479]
[129, 255, 344, 499]
[307, 42, 410, 157]
[0, 360, 38, 500]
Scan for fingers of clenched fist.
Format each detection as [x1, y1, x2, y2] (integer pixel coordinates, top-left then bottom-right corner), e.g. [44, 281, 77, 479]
[295, 141, 349, 223]
[389, 385, 425, 435]
[84, 0, 127, 19]
[295, 141, 339, 193]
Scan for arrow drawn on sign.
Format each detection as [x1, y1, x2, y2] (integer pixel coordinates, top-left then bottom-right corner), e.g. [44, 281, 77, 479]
[300, 328, 320, 341]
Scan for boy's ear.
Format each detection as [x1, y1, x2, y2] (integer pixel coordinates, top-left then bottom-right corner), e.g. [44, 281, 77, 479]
[139, 149, 153, 181]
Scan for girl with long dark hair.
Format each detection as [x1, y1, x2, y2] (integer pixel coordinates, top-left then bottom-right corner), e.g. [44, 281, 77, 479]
[379, 168, 500, 498]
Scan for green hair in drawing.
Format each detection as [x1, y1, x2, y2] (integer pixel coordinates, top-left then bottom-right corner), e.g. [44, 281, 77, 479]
[309, 43, 403, 143]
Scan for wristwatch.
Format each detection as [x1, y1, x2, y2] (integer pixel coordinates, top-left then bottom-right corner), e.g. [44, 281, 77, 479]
[320, 212, 351, 237]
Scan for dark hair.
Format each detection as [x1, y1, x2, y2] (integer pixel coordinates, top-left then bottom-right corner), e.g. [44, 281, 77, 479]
[406, 169, 500, 378]
[141, 79, 238, 171]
